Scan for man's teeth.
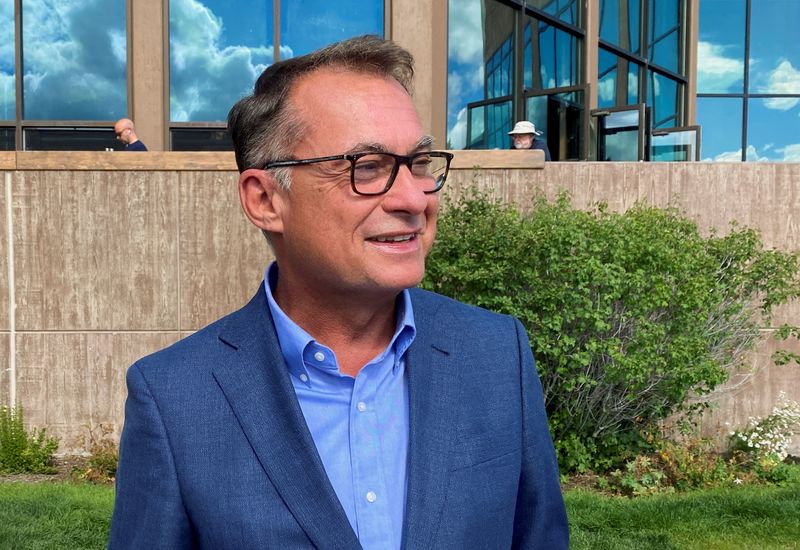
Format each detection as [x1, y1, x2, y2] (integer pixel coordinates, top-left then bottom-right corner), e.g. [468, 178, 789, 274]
[375, 234, 414, 242]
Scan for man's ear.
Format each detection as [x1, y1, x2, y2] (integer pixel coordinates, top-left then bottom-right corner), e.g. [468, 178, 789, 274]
[238, 169, 285, 235]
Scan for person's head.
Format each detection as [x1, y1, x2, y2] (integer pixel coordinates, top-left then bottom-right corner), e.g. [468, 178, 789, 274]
[231, 36, 451, 301]
[508, 120, 541, 150]
[114, 118, 136, 144]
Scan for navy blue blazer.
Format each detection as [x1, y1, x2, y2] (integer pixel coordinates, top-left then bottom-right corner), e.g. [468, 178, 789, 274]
[108, 286, 568, 549]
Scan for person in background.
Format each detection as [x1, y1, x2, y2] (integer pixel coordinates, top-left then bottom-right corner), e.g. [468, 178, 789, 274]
[113, 118, 148, 151]
[509, 120, 551, 161]
[108, 35, 568, 549]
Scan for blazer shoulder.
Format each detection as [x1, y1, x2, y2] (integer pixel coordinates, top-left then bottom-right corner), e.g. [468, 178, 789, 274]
[133, 286, 270, 376]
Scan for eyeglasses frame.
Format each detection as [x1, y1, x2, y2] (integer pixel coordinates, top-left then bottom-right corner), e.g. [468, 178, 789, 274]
[262, 150, 454, 196]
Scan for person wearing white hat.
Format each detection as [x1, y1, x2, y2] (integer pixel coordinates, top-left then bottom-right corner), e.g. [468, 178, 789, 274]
[509, 120, 551, 160]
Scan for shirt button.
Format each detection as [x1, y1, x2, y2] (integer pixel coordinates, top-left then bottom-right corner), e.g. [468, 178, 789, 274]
[299, 373, 309, 383]
[357, 401, 367, 412]
[366, 491, 377, 503]
[313, 351, 325, 362]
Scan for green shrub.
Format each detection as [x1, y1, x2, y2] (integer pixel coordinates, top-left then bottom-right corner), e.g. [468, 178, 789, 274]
[0, 404, 59, 474]
[423, 191, 800, 472]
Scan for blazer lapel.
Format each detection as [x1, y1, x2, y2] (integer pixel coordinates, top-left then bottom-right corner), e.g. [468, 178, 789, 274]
[211, 288, 361, 550]
[402, 292, 460, 550]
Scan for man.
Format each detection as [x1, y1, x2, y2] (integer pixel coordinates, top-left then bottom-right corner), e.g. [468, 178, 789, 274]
[509, 120, 551, 161]
[113, 118, 148, 151]
[109, 36, 568, 549]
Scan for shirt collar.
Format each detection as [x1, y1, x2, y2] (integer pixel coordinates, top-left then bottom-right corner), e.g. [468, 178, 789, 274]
[263, 262, 416, 383]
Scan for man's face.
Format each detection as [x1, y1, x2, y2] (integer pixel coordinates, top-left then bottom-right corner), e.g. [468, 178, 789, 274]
[269, 69, 439, 301]
[114, 124, 131, 144]
[512, 134, 534, 149]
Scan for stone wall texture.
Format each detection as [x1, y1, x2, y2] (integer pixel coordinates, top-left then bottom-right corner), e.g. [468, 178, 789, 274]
[2, 152, 798, 452]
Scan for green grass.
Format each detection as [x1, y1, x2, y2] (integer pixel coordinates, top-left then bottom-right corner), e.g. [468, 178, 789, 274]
[0, 482, 114, 550]
[1, 481, 799, 549]
[567, 484, 800, 549]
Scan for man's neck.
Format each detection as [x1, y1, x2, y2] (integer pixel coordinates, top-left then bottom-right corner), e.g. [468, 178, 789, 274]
[273, 280, 399, 377]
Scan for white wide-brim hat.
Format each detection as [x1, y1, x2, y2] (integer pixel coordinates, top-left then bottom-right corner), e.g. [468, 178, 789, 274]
[508, 121, 542, 136]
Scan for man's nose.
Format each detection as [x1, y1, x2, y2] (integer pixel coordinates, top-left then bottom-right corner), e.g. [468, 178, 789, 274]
[381, 164, 430, 213]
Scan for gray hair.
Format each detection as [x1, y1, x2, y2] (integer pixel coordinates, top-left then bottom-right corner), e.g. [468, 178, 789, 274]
[227, 35, 415, 189]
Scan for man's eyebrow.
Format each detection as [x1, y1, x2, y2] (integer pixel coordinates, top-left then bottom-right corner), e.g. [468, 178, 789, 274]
[345, 135, 436, 155]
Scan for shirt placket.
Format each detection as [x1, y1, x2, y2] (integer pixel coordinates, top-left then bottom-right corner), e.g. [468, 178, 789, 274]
[349, 370, 394, 549]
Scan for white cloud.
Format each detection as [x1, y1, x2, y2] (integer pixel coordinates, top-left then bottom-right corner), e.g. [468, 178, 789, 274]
[777, 143, 800, 161]
[761, 60, 800, 110]
[447, 107, 468, 149]
[170, 0, 279, 121]
[448, 0, 483, 66]
[598, 77, 614, 103]
[696, 41, 743, 92]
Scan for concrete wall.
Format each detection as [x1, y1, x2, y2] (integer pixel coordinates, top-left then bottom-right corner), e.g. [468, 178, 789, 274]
[2, 151, 798, 452]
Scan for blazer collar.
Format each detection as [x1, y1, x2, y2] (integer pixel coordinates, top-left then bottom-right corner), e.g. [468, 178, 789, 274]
[212, 286, 361, 550]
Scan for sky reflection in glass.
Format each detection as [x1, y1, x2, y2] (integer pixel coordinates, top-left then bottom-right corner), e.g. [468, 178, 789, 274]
[22, 0, 127, 120]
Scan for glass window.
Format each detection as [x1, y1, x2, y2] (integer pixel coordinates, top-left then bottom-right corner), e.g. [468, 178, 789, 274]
[650, 127, 698, 161]
[447, 0, 515, 149]
[535, 19, 580, 90]
[749, 0, 800, 95]
[22, 1, 126, 121]
[598, 48, 640, 108]
[594, 107, 643, 161]
[0, 1, 14, 121]
[648, 70, 681, 128]
[647, 0, 682, 73]
[696, 97, 743, 161]
[466, 99, 512, 149]
[747, 98, 800, 162]
[0, 127, 14, 150]
[171, 128, 233, 151]
[169, 0, 275, 122]
[526, 90, 584, 160]
[697, 0, 745, 93]
[280, 0, 383, 59]
[528, 0, 581, 26]
[23, 127, 119, 151]
[599, 0, 640, 54]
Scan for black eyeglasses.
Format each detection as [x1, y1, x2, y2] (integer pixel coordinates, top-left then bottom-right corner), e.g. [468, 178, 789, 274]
[263, 150, 454, 196]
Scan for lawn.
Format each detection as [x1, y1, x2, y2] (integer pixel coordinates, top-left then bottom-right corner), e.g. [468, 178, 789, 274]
[0, 480, 798, 549]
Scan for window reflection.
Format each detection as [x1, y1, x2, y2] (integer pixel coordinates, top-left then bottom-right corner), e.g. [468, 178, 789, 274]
[697, 0, 745, 93]
[598, 48, 639, 108]
[22, 0, 126, 120]
[525, 18, 582, 91]
[696, 97, 743, 161]
[599, 0, 640, 54]
[0, 1, 13, 121]
[595, 107, 642, 161]
[280, 0, 382, 59]
[648, 70, 681, 128]
[447, 0, 515, 149]
[747, 98, 800, 162]
[749, 0, 800, 95]
[528, 0, 581, 26]
[647, 0, 682, 73]
[169, 0, 275, 122]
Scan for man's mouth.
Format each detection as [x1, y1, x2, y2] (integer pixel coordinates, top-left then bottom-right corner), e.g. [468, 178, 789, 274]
[371, 233, 417, 243]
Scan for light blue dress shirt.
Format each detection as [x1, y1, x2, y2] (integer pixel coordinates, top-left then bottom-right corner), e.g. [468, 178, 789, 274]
[263, 263, 415, 550]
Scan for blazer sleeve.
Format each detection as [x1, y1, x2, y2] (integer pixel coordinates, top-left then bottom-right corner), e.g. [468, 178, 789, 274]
[108, 363, 195, 549]
[511, 318, 570, 549]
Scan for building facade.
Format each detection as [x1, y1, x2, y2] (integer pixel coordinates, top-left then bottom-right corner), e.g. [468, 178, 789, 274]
[1, 0, 798, 160]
